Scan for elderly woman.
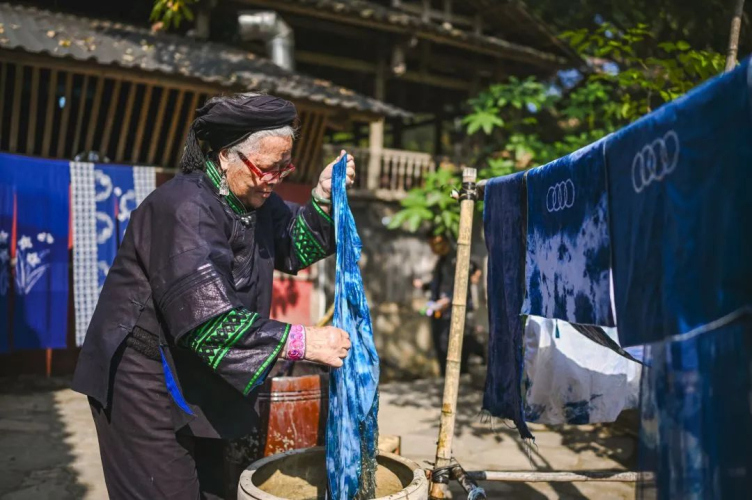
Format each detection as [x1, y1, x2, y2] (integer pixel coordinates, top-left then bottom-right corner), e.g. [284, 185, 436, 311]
[73, 94, 354, 499]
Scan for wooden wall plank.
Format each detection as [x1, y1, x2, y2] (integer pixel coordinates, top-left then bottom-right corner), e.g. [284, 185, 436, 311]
[115, 82, 138, 162]
[83, 76, 105, 153]
[71, 75, 89, 157]
[41, 69, 58, 157]
[0, 63, 6, 144]
[99, 78, 122, 156]
[26, 67, 40, 155]
[161, 89, 185, 166]
[131, 84, 153, 162]
[172, 91, 200, 167]
[147, 87, 170, 165]
[56, 72, 74, 159]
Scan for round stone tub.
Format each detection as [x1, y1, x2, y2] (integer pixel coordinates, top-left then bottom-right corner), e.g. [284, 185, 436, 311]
[238, 447, 428, 500]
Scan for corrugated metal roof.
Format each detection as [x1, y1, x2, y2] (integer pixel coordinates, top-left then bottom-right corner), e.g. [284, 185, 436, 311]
[0, 3, 411, 118]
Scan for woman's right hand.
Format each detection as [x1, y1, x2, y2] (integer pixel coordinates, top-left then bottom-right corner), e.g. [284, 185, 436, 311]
[304, 326, 351, 368]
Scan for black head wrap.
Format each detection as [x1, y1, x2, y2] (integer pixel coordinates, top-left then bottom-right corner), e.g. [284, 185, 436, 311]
[180, 94, 298, 173]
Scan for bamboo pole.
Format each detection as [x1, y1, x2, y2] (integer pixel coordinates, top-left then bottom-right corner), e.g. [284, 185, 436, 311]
[467, 470, 651, 483]
[429, 167, 477, 499]
[725, 0, 746, 72]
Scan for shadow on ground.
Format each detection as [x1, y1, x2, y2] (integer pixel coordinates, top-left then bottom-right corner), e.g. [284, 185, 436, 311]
[0, 376, 90, 500]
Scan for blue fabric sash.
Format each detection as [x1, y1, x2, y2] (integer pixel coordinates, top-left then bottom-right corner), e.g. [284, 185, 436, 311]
[605, 58, 752, 347]
[523, 138, 615, 327]
[1, 153, 70, 350]
[327, 154, 380, 499]
[482, 172, 532, 440]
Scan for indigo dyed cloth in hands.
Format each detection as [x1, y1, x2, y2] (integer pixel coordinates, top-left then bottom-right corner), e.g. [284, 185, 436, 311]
[522, 139, 615, 327]
[0, 153, 70, 350]
[605, 58, 752, 347]
[327, 154, 380, 499]
[482, 172, 532, 440]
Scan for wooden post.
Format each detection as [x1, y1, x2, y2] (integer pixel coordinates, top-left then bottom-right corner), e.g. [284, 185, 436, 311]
[367, 55, 386, 190]
[725, 0, 746, 72]
[430, 168, 477, 499]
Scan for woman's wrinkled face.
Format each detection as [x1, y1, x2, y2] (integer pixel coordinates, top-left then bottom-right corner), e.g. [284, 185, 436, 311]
[219, 135, 293, 208]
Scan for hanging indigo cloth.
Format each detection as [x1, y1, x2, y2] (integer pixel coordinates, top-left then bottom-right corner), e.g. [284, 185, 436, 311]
[605, 58, 752, 347]
[638, 308, 752, 500]
[0, 174, 13, 353]
[2, 153, 70, 350]
[481, 172, 532, 440]
[522, 138, 615, 327]
[327, 154, 380, 499]
[522, 317, 641, 425]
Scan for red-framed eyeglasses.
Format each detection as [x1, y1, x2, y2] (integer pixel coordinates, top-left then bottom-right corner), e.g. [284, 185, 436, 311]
[237, 151, 295, 182]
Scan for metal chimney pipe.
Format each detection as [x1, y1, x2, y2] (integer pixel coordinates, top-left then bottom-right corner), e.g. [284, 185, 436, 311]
[238, 11, 295, 71]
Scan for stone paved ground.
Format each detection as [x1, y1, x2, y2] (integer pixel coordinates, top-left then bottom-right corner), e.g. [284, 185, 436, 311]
[0, 375, 637, 499]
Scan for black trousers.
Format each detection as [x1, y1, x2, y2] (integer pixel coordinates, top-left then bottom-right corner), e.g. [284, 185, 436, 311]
[431, 317, 486, 376]
[89, 345, 227, 500]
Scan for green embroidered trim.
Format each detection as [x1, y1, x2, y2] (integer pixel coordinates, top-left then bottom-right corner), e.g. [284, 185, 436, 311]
[311, 197, 333, 224]
[244, 324, 291, 395]
[205, 160, 248, 215]
[292, 215, 327, 267]
[182, 309, 259, 370]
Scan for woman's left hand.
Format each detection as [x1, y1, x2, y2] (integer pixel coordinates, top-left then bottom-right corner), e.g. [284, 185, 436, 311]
[314, 150, 356, 201]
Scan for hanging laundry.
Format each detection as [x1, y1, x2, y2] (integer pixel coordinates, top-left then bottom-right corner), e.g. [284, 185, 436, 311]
[638, 308, 752, 499]
[327, 154, 380, 500]
[0, 181, 12, 353]
[0, 153, 70, 350]
[70, 161, 98, 347]
[605, 57, 752, 347]
[71, 162, 157, 346]
[522, 317, 641, 425]
[523, 138, 615, 327]
[481, 171, 533, 440]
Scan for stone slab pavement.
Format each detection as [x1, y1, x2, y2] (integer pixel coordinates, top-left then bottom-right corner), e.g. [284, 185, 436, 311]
[0, 375, 637, 499]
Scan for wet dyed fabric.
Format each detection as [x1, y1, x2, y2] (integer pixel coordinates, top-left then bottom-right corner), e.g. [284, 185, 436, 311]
[638, 308, 752, 500]
[523, 139, 615, 327]
[0, 154, 70, 350]
[605, 58, 752, 347]
[522, 317, 641, 425]
[327, 154, 380, 499]
[482, 172, 532, 440]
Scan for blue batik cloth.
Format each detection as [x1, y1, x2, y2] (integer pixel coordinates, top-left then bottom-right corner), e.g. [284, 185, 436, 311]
[523, 138, 615, 327]
[94, 164, 136, 290]
[638, 308, 752, 500]
[327, 154, 380, 500]
[482, 172, 533, 440]
[605, 58, 752, 347]
[0, 153, 70, 350]
[0, 180, 12, 352]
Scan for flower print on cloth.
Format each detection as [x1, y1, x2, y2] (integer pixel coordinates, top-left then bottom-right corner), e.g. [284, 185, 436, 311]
[522, 138, 616, 327]
[1, 153, 70, 351]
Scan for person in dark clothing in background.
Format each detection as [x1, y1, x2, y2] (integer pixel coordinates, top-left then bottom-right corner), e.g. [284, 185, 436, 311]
[414, 232, 486, 376]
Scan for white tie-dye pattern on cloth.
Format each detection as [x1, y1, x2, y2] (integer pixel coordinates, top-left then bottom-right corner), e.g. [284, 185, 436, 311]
[522, 316, 641, 425]
[523, 138, 616, 327]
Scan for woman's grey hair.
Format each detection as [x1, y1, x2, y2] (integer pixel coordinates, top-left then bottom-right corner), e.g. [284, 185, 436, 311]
[228, 125, 297, 158]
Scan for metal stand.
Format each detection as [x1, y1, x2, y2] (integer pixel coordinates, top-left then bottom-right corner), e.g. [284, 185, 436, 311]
[428, 172, 646, 499]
